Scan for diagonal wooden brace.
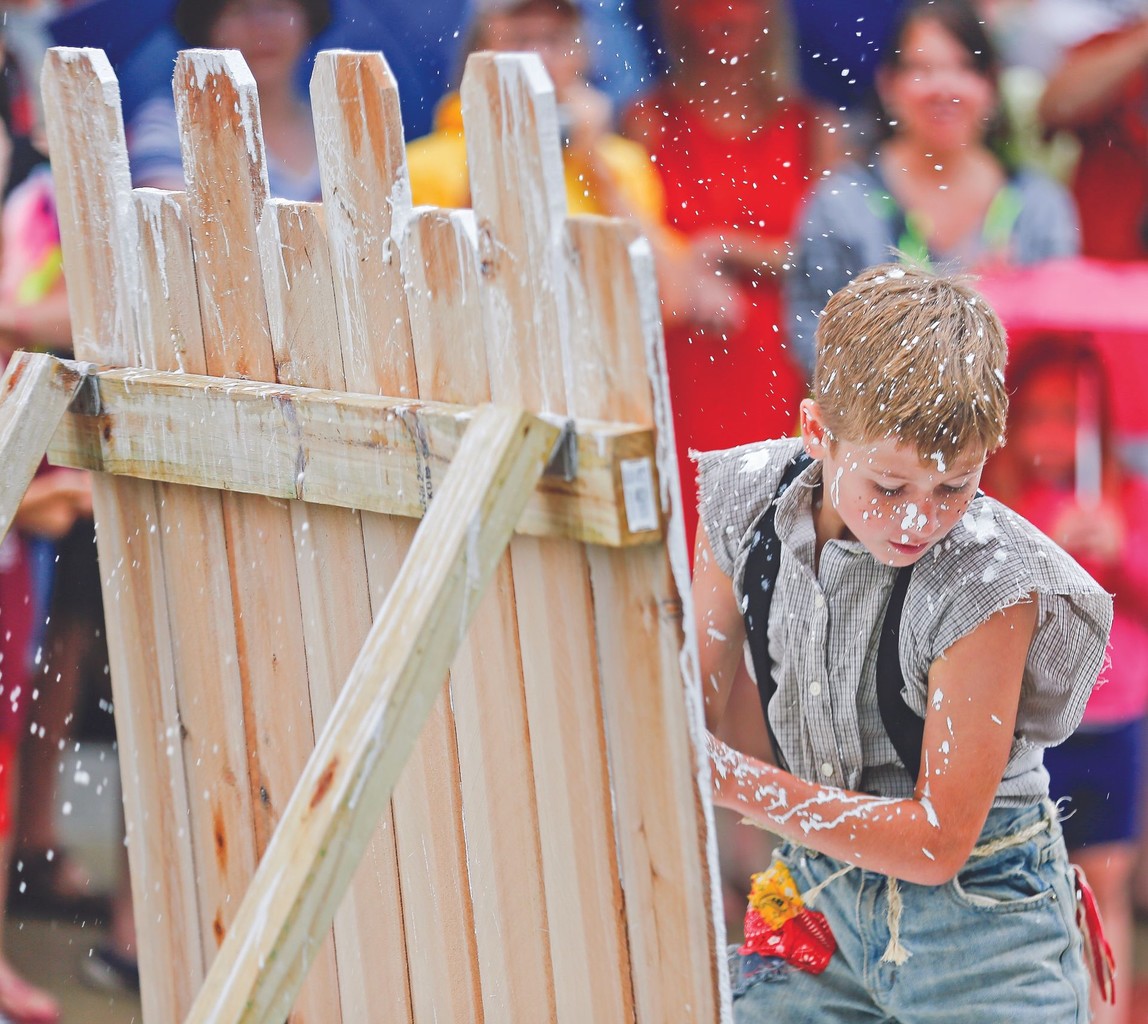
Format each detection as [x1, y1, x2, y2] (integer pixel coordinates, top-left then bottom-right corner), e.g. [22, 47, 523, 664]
[0, 351, 87, 545]
[182, 404, 559, 1024]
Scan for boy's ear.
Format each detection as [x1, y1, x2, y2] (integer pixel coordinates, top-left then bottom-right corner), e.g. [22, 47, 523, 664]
[800, 399, 831, 459]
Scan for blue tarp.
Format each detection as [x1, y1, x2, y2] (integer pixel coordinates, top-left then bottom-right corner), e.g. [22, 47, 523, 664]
[47, 0, 469, 139]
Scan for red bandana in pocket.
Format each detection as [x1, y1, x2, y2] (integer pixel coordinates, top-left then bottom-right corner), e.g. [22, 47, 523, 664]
[739, 860, 836, 974]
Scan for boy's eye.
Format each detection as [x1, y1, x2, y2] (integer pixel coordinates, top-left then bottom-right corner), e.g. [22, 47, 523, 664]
[878, 485, 904, 498]
[939, 482, 972, 496]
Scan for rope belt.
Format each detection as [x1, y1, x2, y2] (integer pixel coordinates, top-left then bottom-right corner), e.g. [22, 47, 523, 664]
[798, 802, 1055, 966]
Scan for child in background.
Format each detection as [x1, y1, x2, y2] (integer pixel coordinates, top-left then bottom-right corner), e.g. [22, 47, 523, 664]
[696, 264, 1112, 1022]
[983, 336, 1148, 1024]
[0, 449, 88, 1024]
[406, 0, 688, 313]
[0, 158, 88, 1014]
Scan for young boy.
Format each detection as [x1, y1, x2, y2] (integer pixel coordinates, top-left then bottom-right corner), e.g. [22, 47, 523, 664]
[695, 264, 1112, 1022]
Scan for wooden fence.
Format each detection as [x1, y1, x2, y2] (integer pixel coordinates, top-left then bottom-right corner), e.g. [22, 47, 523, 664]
[0, 44, 729, 1023]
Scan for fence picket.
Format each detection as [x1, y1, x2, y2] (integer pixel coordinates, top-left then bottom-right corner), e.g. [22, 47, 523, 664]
[462, 51, 634, 1023]
[404, 203, 553, 1022]
[134, 187, 253, 1009]
[173, 50, 340, 1020]
[42, 50, 200, 1022]
[311, 50, 471, 1023]
[257, 196, 415, 1020]
[566, 218, 727, 1021]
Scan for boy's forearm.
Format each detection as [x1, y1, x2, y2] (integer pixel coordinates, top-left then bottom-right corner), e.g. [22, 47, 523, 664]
[707, 734, 966, 886]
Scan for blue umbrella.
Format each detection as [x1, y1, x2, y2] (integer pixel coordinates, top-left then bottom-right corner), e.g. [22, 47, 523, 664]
[48, 0, 174, 65]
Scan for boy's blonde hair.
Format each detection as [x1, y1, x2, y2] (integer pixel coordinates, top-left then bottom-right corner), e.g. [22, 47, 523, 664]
[812, 263, 1009, 463]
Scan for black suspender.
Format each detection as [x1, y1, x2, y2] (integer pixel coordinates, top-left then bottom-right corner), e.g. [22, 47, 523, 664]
[741, 455, 810, 773]
[740, 454, 925, 783]
[875, 567, 923, 781]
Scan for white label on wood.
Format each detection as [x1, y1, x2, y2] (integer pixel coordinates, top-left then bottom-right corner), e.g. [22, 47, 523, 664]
[620, 456, 659, 534]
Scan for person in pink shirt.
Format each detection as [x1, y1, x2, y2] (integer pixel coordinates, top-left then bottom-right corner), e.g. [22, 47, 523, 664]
[983, 335, 1148, 1024]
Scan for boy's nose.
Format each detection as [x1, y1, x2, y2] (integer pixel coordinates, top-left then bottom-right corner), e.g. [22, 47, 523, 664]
[898, 500, 938, 540]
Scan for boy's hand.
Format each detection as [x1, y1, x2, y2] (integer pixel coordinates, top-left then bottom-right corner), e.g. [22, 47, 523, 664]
[15, 469, 92, 538]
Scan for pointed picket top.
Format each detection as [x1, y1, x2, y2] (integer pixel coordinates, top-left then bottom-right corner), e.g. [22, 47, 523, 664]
[175, 48, 269, 211]
[174, 48, 274, 379]
[403, 208, 491, 404]
[311, 50, 415, 398]
[134, 189, 206, 374]
[257, 200, 345, 391]
[461, 51, 570, 414]
[41, 47, 139, 365]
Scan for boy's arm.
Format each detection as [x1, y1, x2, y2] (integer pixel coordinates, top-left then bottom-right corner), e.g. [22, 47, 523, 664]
[709, 597, 1036, 886]
[693, 521, 748, 732]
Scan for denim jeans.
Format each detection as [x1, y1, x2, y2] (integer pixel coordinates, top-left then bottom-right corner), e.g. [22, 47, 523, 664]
[729, 802, 1089, 1023]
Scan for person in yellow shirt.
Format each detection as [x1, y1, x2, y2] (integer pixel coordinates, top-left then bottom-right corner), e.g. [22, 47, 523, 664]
[407, 0, 698, 309]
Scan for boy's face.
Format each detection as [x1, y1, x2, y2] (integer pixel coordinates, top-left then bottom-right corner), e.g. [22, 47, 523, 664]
[800, 400, 987, 567]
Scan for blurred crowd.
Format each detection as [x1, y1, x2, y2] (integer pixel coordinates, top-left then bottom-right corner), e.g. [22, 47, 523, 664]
[1, 0, 1147, 1021]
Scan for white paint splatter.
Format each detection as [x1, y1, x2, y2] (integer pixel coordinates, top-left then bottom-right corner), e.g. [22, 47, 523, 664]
[739, 447, 774, 475]
[830, 466, 844, 508]
[961, 505, 997, 544]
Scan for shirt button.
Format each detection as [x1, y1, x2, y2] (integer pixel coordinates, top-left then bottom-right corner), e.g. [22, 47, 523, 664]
[809, 681, 822, 697]
[820, 762, 834, 778]
[814, 593, 826, 610]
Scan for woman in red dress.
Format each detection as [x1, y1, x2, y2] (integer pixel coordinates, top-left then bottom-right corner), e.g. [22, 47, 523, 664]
[623, 0, 839, 550]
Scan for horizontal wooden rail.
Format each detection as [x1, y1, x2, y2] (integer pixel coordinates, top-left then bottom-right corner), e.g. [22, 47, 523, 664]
[42, 355, 663, 547]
